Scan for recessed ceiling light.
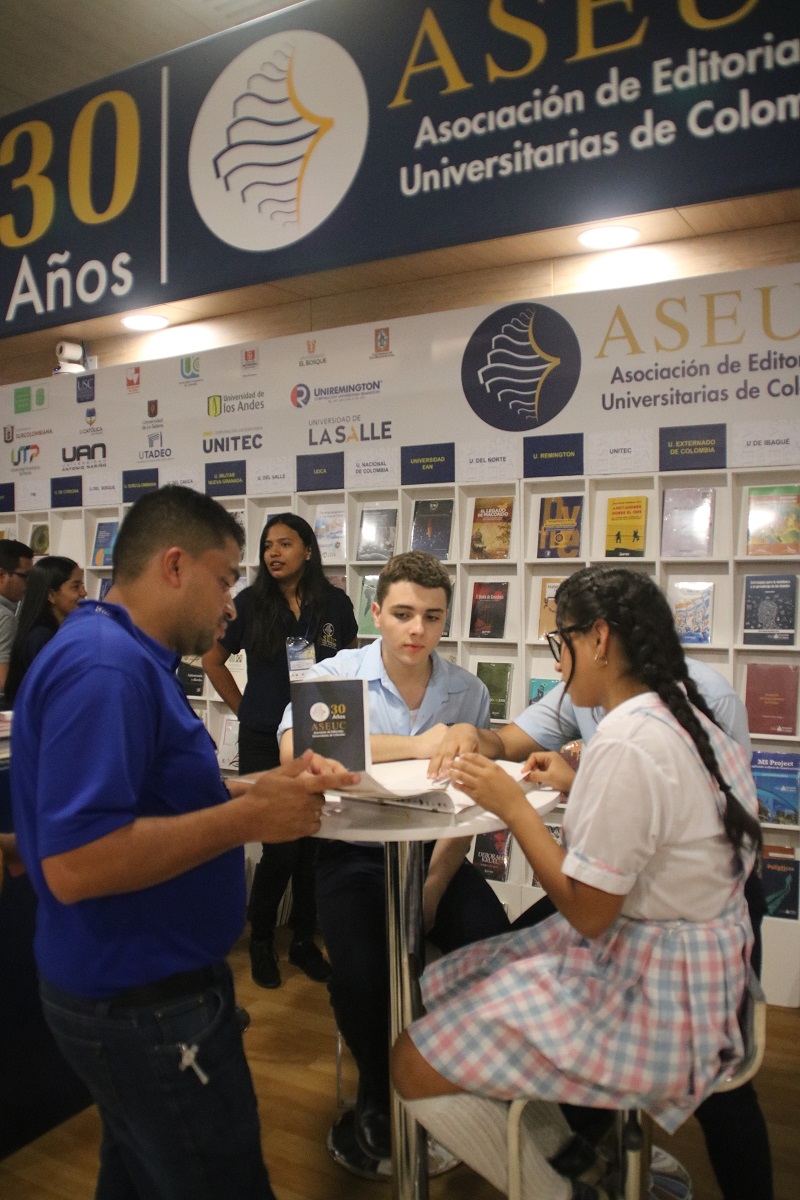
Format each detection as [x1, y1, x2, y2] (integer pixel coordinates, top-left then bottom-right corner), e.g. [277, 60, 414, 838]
[121, 314, 170, 331]
[577, 226, 640, 250]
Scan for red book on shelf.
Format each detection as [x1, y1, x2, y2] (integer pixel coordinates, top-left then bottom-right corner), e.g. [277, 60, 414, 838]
[745, 663, 799, 737]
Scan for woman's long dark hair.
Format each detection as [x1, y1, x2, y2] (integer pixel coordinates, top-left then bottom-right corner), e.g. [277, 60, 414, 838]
[4, 556, 79, 705]
[248, 513, 333, 659]
[556, 566, 761, 860]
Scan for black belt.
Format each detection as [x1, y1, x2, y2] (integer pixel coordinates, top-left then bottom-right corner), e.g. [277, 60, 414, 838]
[108, 965, 217, 1010]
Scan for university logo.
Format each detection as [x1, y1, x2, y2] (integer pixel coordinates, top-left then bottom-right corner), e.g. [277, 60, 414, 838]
[127, 366, 141, 390]
[148, 400, 158, 418]
[14, 386, 31, 413]
[76, 375, 95, 404]
[290, 383, 311, 408]
[374, 327, 390, 354]
[208, 395, 222, 418]
[85, 408, 97, 426]
[461, 303, 581, 433]
[11, 444, 39, 466]
[241, 346, 258, 370]
[3, 426, 13, 444]
[189, 31, 369, 252]
[307, 339, 316, 354]
[180, 356, 200, 381]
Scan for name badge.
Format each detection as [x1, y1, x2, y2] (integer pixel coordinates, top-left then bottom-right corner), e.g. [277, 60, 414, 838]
[287, 637, 315, 682]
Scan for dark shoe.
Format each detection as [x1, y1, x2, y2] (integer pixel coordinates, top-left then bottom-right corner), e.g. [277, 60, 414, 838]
[327, 1109, 391, 1180]
[250, 938, 280, 989]
[354, 1096, 392, 1161]
[235, 1005, 251, 1034]
[288, 938, 332, 983]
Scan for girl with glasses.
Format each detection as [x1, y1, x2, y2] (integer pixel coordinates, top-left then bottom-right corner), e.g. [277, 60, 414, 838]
[391, 565, 761, 1200]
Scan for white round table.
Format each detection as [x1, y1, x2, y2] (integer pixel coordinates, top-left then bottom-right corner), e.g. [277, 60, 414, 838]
[317, 770, 561, 1200]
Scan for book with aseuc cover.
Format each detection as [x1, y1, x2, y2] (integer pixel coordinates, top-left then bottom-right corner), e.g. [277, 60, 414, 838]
[605, 496, 648, 558]
[743, 574, 797, 646]
[537, 496, 583, 559]
[469, 496, 514, 560]
[476, 661, 512, 721]
[469, 581, 509, 638]
[746, 485, 800, 556]
[745, 663, 799, 737]
[751, 751, 800, 827]
[661, 487, 715, 557]
[409, 498, 454, 560]
[291, 677, 370, 772]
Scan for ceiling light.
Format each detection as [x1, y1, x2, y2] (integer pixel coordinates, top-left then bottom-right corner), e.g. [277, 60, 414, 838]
[121, 314, 170, 331]
[577, 226, 640, 250]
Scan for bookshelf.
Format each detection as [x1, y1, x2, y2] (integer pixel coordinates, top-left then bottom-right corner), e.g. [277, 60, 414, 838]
[7, 465, 798, 1005]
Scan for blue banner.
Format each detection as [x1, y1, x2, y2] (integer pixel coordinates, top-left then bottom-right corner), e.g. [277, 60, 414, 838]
[51, 475, 83, 508]
[206, 459, 247, 496]
[0, 482, 13, 512]
[1, 0, 796, 336]
[524, 433, 584, 478]
[122, 468, 159, 503]
[297, 452, 345, 491]
[401, 442, 455, 484]
[659, 423, 727, 471]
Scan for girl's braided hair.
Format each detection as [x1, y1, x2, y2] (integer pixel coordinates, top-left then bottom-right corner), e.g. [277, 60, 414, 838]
[556, 566, 761, 860]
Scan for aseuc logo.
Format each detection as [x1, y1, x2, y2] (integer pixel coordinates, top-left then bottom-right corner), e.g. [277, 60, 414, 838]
[189, 31, 369, 252]
[461, 303, 581, 433]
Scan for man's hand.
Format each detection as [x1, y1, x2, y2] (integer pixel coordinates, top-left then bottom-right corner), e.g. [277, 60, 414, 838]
[247, 752, 360, 843]
[522, 751, 576, 797]
[427, 724, 482, 778]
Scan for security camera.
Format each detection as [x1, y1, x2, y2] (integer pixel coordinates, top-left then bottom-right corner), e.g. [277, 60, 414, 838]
[54, 340, 87, 375]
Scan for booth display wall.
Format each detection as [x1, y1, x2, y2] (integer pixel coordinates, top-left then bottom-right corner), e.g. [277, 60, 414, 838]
[2, 259, 799, 1005]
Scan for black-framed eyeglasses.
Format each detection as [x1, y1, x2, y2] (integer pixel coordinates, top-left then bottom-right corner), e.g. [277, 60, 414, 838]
[545, 625, 583, 663]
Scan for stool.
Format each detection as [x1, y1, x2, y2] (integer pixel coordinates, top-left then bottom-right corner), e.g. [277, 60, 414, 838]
[506, 967, 767, 1200]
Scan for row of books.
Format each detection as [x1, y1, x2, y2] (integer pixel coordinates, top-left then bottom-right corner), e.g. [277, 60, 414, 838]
[312, 484, 800, 566]
[24, 485, 800, 572]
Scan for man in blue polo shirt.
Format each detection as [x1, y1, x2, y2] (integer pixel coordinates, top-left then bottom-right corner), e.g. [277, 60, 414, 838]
[277, 551, 510, 1174]
[11, 486, 354, 1200]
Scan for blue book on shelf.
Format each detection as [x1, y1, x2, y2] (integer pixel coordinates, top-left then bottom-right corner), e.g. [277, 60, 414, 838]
[751, 751, 800, 826]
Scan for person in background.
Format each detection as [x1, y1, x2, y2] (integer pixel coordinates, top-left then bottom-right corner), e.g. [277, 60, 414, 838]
[3, 556, 86, 708]
[393, 567, 762, 1200]
[203, 512, 357, 989]
[0, 539, 34, 698]
[278, 551, 510, 1172]
[0, 832, 23, 893]
[10, 485, 357, 1200]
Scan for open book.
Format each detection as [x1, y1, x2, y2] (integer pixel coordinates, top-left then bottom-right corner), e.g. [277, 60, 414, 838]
[327, 758, 542, 815]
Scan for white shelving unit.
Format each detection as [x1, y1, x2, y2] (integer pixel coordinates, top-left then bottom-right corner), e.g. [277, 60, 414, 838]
[4, 465, 797, 1004]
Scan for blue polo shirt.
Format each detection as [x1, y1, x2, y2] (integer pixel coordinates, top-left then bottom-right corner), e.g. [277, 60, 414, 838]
[277, 638, 491, 739]
[514, 657, 751, 753]
[11, 601, 245, 998]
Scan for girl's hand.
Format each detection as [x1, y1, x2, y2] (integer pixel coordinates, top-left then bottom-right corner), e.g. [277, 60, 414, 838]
[522, 751, 576, 797]
[449, 753, 528, 823]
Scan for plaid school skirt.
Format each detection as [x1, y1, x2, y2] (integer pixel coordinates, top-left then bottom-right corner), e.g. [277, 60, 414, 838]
[409, 894, 751, 1133]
